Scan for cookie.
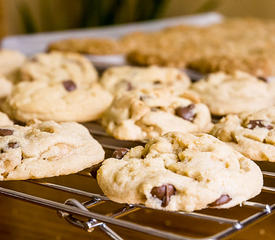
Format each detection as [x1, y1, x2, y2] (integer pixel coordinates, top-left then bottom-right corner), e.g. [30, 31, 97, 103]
[187, 53, 275, 77]
[20, 51, 98, 84]
[211, 107, 275, 162]
[97, 132, 263, 212]
[126, 27, 201, 68]
[0, 120, 104, 180]
[126, 18, 275, 77]
[0, 76, 12, 98]
[191, 71, 274, 116]
[48, 38, 124, 55]
[0, 49, 26, 78]
[0, 112, 13, 126]
[101, 89, 211, 141]
[100, 66, 190, 95]
[2, 80, 112, 123]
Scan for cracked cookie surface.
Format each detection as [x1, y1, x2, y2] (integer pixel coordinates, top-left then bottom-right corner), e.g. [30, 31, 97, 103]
[211, 107, 275, 162]
[191, 71, 274, 116]
[101, 66, 190, 95]
[101, 88, 211, 141]
[97, 132, 263, 212]
[0, 120, 104, 180]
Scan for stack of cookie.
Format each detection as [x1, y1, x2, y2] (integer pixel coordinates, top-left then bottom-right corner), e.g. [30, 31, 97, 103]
[1, 17, 274, 213]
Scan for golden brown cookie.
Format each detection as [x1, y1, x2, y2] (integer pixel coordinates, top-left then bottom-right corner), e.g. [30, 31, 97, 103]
[48, 38, 124, 55]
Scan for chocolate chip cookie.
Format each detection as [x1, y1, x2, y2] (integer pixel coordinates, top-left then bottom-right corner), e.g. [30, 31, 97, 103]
[211, 107, 275, 162]
[20, 51, 98, 84]
[191, 71, 274, 116]
[100, 66, 190, 95]
[97, 132, 263, 211]
[0, 120, 104, 180]
[101, 88, 211, 141]
[2, 80, 112, 123]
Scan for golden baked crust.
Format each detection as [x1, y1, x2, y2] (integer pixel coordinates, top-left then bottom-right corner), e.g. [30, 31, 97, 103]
[98, 132, 263, 211]
[48, 38, 124, 55]
[187, 53, 275, 77]
[211, 107, 275, 162]
[47, 18, 275, 76]
[127, 18, 275, 76]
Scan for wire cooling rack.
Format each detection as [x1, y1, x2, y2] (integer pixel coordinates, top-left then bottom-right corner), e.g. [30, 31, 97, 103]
[0, 122, 274, 240]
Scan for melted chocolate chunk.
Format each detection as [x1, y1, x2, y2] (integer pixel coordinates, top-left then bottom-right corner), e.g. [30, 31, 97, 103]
[258, 76, 268, 82]
[246, 120, 273, 130]
[208, 194, 232, 207]
[175, 104, 196, 122]
[153, 80, 161, 85]
[62, 80, 77, 92]
[90, 162, 102, 179]
[112, 148, 129, 159]
[0, 129, 14, 136]
[8, 142, 19, 149]
[151, 184, 176, 207]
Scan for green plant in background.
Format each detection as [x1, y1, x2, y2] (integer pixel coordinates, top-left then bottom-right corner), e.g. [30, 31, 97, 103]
[15, 0, 221, 34]
[16, 0, 169, 33]
[16, 1, 38, 33]
[79, 0, 169, 26]
[194, 0, 220, 13]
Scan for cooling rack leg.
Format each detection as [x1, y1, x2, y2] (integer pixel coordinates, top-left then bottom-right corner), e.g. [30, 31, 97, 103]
[58, 199, 123, 240]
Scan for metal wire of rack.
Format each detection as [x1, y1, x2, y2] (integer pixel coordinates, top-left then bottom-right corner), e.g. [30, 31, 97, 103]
[0, 122, 274, 240]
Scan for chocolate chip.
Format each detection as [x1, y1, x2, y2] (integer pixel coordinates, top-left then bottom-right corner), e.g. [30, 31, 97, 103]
[153, 80, 161, 85]
[258, 76, 268, 82]
[246, 120, 273, 130]
[112, 148, 129, 159]
[175, 104, 196, 122]
[151, 184, 176, 207]
[8, 142, 19, 149]
[90, 162, 102, 179]
[151, 106, 161, 112]
[62, 80, 77, 92]
[126, 82, 133, 91]
[208, 194, 232, 207]
[0, 129, 14, 136]
[139, 96, 145, 101]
